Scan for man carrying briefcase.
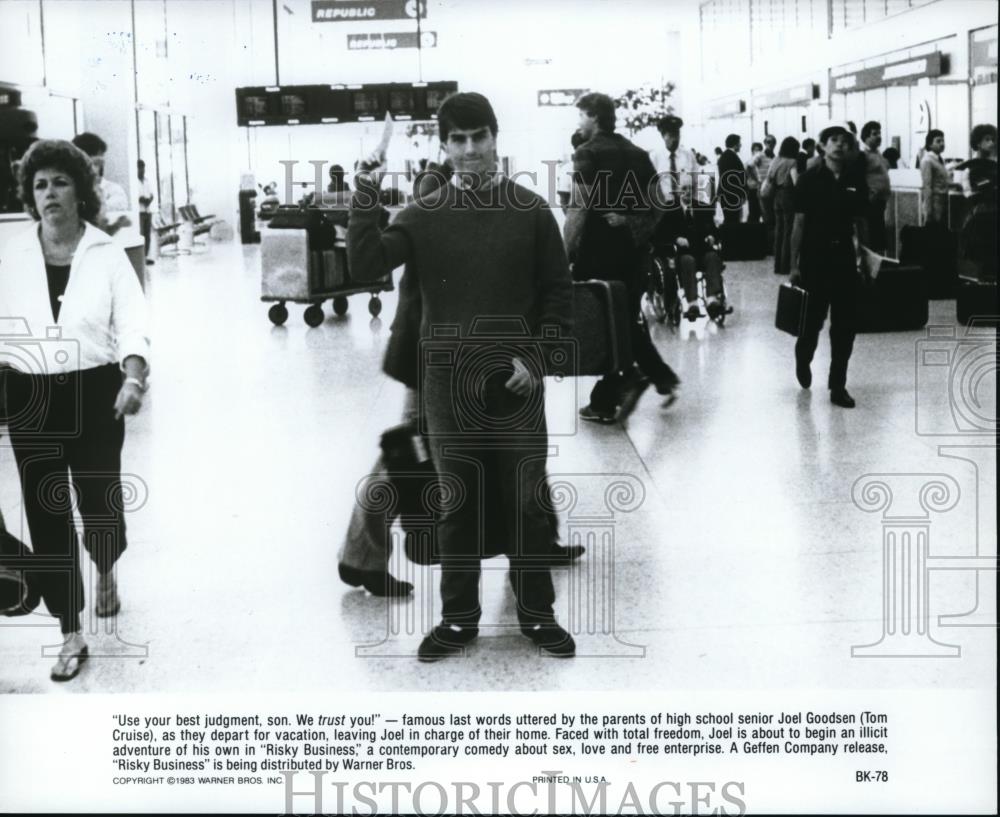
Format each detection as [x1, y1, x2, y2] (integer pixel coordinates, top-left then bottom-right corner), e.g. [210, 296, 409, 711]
[790, 121, 869, 409]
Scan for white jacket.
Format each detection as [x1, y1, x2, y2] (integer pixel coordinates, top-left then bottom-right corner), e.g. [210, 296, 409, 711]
[0, 221, 150, 375]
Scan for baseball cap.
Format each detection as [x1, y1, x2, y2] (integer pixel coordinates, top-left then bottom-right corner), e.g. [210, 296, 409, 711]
[818, 121, 855, 144]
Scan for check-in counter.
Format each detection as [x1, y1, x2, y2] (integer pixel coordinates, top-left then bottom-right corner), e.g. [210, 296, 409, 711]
[884, 169, 967, 258]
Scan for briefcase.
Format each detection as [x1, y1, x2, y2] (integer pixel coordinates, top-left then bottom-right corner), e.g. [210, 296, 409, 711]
[900, 224, 958, 299]
[571, 279, 634, 375]
[775, 283, 809, 336]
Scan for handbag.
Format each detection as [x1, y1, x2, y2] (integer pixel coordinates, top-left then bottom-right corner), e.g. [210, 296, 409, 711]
[775, 283, 809, 337]
[0, 509, 41, 617]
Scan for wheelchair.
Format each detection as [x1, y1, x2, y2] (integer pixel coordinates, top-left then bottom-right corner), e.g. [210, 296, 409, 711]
[646, 232, 733, 328]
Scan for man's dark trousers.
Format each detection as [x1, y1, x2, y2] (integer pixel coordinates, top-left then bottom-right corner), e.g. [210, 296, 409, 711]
[794, 245, 859, 390]
[423, 371, 555, 629]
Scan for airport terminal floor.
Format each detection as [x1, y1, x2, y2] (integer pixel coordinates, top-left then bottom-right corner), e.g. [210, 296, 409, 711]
[0, 239, 994, 694]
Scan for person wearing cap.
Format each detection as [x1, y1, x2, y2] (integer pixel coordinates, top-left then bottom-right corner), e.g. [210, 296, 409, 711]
[649, 114, 725, 321]
[789, 121, 869, 409]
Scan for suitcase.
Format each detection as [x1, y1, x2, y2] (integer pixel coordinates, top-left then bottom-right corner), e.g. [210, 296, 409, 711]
[0, 511, 41, 618]
[571, 279, 634, 376]
[775, 283, 809, 336]
[956, 279, 999, 326]
[856, 262, 929, 332]
[899, 224, 958, 299]
[721, 222, 768, 261]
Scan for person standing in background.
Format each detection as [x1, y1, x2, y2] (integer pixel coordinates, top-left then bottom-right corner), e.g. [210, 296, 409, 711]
[921, 129, 949, 225]
[136, 159, 155, 264]
[717, 134, 747, 226]
[746, 142, 763, 223]
[751, 134, 776, 226]
[859, 122, 891, 253]
[760, 136, 800, 275]
[71, 132, 131, 235]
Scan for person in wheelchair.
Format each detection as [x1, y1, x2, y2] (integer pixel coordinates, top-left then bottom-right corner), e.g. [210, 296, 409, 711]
[649, 115, 727, 324]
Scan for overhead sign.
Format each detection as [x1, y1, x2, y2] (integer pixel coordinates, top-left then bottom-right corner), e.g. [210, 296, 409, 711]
[707, 99, 746, 119]
[753, 83, 818, 109]
[537, 89, 588, 107]
[347, 31, 437, 50]
[833, 52, 944, 93]
[312, 0, 427, 22]
[970, 28, 997, 86]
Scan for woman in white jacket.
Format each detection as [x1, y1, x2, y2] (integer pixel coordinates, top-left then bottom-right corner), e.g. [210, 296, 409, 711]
[0, 140, 150, 681]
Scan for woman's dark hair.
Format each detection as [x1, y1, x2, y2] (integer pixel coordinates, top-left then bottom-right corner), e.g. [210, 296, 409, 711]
[924, 129, 944, 150]
[802, 137, 816, 152]
[437, 92, 498, 143]
[575, 92, 616, 133]
[778, 136, 800, 159]
[882, 146, 900, 169]
[970, 123, 997, 152]
[18, 139, 101, 223]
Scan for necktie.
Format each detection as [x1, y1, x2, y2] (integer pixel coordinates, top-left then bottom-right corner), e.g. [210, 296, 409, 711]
[669, 151, 679, 197]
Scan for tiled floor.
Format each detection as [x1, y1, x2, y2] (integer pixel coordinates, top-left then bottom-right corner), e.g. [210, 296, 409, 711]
[1, 239, 995, 693]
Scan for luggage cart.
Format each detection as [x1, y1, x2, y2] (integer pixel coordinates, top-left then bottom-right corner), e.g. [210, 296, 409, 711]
[261, 206, 393, 327]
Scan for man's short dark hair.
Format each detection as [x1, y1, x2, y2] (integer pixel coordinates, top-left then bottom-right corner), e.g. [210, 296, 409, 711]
[925, 129, 944, 149]
[656, 115, 684, 135]
[18, 139, 102, 223]
[71, 131, 108, 157]
[437, 92, 498, 143]
[763, 133, 776, 144]
[970, 123, 997, 151]
[724, 133, 740, 149]
[861, 121, 881, 141]
[802, 137, 816, 151]
[576, 92, 616, 132]
[751, 141, 763, 152]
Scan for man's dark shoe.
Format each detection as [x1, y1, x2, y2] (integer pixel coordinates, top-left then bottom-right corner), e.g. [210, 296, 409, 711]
[579, 405, 616, 424]
[339, 563, 413, 597]
[830, 388, 856, 409]
[547, 542, 585, 563]
[684, 303, 700, 321]
[615, 374, 651, 422]
[652, 371, 680, 407]
[705, 297, 724, 320]
[417, 623, 478, 662]
[796, 359, 812, 389]
[520, 621, 576, 657]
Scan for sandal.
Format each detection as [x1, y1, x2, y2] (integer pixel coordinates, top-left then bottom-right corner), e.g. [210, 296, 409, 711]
[95, 575, 121, 618]
[51, 642, 89, 682]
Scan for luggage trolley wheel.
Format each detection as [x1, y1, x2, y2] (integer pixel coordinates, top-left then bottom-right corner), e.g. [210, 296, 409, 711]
[268, 302, 289, 326]
[303, 303, 325, 327]
[368, 295, 382, 317]
[333, 296, 349, 316]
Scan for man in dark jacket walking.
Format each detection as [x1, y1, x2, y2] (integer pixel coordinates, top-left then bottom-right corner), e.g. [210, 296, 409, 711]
[565, 92, 680, 423]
